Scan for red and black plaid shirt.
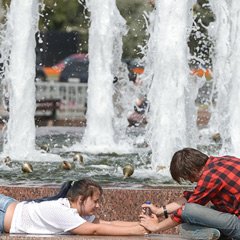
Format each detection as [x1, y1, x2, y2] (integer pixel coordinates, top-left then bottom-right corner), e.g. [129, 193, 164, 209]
[172, 155, 240, 223]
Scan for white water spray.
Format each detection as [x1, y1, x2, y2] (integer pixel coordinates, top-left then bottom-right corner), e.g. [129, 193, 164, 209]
[208, 1, 231, 154]
[228, 1, 240, 156]
[145, 0, 193, 172]
[82, 0, 127, 152]
[209, 0, 240, 156]
[0, 0, 39, 160]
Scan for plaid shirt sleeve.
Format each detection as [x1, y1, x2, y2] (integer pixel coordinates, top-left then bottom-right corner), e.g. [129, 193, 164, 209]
[172, 168, 222, 223]
[183, 190, 193, 200]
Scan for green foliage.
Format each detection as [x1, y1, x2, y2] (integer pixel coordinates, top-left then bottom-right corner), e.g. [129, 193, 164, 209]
[116, 0, 152, 59]
[2, 0, 9, 6]
[40, 0, 89, 31]
[39, 0, 90, 52]
[188, 0, 215, 68]
[0, 0, 215, 63]
[39, 0, 152, 59]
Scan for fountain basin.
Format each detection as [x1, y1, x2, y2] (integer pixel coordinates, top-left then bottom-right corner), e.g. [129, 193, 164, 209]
[0, 126, 176, 187]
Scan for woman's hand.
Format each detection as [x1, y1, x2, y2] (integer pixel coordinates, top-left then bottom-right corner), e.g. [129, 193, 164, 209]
[136, 224, 150, 235]
[139, 214, 159, 233]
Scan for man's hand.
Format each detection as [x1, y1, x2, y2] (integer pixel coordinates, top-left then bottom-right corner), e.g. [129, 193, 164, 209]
[141, 203, 161, 216]
[139, 214, 159, 232]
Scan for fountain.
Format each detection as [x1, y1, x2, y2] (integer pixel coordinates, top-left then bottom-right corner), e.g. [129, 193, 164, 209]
[0, 0, 238, 212]
[0, 0, 158, 187]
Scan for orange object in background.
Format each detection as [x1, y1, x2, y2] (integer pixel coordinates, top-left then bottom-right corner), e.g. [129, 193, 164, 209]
[192, 68, 204, 77]
[191, 68, 212, 80]
[43, 66, 62, 79]
[131, 66, 213, 81]
[132, 67, 144, 75]
[42, 54, 213, 82]
[42, 53, 88, 80]
[130, 65, 213, 81]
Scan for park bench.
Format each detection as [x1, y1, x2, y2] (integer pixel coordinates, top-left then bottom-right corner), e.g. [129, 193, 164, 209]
[35, 98, 61, 123]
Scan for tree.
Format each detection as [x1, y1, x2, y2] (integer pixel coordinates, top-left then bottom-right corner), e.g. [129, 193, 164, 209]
[39, 0, 89, 53]
[0, 0, 153, 59]
[116, 0, 152, 59]
[188, 0, 215, 69]
[1, 0, 215, 62]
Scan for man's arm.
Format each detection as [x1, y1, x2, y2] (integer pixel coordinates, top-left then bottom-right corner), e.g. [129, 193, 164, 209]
[139, 214, 179, 232]
[141, 196, 187, 216]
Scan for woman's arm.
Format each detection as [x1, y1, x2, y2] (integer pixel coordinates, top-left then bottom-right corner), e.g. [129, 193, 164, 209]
[70, 221, 147, 235]
[98, 219, 140, 226]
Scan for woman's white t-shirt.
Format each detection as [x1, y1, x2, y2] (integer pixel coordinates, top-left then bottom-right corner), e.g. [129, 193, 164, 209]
[10, 198, 95, 234]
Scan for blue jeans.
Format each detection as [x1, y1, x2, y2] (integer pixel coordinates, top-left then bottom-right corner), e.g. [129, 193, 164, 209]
[0, 194, 17, 233]
[180, 203, 240, 239]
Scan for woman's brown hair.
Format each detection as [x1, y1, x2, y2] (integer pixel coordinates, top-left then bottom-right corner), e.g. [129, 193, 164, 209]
[30, 178, 103, 203]
[67, 178, 103, 202]
[170, 148, 208, 184]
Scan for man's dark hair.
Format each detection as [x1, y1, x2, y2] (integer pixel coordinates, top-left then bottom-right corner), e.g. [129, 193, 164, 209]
[170, 148, 208, 184]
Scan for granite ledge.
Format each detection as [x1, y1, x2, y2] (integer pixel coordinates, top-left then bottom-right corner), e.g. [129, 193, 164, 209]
[0, 185, 193, 236]
[1, 234, 185, 240]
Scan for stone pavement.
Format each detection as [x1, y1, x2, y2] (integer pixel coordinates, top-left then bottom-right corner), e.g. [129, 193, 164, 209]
[1, 234, 186, 240]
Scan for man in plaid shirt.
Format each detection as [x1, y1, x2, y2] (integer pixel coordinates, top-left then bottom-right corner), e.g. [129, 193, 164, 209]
[140, 148, 240, 239]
